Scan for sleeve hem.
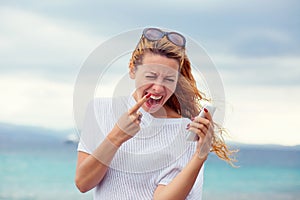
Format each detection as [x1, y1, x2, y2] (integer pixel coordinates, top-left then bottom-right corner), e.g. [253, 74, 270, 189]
[77, 142, 92, 154]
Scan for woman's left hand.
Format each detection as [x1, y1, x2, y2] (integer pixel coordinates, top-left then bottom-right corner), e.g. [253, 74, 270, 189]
[187, 108, 214, 159]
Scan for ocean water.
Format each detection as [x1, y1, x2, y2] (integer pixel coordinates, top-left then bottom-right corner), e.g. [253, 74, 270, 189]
[203, 148, 300, 200]
[1, 140, 300, 200]
[0, 144, 91, 200]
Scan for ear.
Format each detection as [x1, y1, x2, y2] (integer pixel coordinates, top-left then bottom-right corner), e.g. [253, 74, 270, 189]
[129, 59, 136, 79]
[129, 67, 136, 79]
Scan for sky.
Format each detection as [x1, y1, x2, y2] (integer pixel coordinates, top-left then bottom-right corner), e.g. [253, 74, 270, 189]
[0, 0, 299, 146]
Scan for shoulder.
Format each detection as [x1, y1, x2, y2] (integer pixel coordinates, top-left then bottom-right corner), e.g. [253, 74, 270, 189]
[86, 96, 130, 121]
[88, 97, 112, 107]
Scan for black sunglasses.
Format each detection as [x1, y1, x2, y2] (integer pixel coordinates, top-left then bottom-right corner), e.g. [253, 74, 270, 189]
[143, 28, 186, 47]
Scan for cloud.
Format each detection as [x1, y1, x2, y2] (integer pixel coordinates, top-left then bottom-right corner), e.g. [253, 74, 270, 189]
[1, 1, 299, 79]
[0, 74, 74, 129]
[223, 85, 300, 146]
[230, 28, 299, 57]
[1, 1, 299, 146]
[2, 1, 299, 58]
[211, 54, 300, 85]
[0, 6, 105, 79]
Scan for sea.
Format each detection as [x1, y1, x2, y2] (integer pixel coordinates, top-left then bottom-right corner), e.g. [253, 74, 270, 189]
[0, 123, 300, 200]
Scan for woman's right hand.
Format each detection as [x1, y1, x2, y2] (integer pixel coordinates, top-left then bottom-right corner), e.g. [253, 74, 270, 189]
[112, 94, 151, 145]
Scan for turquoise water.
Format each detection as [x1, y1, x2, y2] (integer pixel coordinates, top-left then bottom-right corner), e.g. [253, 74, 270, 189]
[0, 145, 92, 200]
[203, 148, 300, 200]
[1, 143, 300, 200]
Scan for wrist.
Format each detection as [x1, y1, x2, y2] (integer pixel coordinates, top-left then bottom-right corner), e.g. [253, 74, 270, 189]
[107, 125, 132, 147]
[92, 137, 119, 166]
[193, 151, 208, 162]
[185, 152, 207, 172]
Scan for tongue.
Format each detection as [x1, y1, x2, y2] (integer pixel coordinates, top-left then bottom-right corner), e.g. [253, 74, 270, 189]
[148, 98, 159, 105]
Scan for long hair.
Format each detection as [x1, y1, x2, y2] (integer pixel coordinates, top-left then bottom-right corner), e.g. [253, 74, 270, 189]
[129, 32, 237, 166]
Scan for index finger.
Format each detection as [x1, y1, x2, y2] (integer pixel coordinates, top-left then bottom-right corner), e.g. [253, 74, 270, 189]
[128, 94, 151, 114]
[203, 110, 214, 128]
[203, 110, 212, 121]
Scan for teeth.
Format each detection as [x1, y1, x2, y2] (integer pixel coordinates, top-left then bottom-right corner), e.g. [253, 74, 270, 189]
[150, 95, 162, 100]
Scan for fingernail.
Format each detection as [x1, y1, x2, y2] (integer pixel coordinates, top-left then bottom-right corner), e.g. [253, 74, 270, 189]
[204, 108, 208, 113]
[146, 93, 151, 98]
[186, 124, 190, 130]
[191, 117, 195, 121]
[138, 115, 142, 121]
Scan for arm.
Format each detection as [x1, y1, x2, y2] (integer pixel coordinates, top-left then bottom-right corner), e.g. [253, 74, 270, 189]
[75, 151, 107, 193]
[75, 95, 150, 193]
[154, 109, 213, 200]
[153, 153, 206, 200]
[75, 126, 126, 193]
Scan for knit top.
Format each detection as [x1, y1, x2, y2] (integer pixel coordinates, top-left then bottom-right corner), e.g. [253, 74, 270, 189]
[77, 96, 204, 200]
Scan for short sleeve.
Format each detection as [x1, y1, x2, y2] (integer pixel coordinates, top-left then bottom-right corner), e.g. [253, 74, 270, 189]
[77, 96, 130, 155]
[77, 99, 106, 154]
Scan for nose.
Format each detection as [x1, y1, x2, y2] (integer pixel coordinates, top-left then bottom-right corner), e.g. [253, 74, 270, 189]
[150, 80, 164, 93]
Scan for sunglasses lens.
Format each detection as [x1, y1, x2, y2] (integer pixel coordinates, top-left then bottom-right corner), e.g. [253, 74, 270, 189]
[144, 28, 164, 41]
[143, 28, 186, 47]
[168, 33, 186, 47]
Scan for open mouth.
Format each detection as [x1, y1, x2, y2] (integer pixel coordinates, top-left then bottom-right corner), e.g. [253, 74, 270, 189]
[144, 92, 163, 107]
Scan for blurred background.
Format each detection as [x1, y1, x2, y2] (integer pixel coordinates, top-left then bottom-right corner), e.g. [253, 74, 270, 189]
[0, 0, 299, 199]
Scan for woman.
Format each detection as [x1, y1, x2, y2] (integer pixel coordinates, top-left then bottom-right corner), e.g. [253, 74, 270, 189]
[75, 27, 235, 199]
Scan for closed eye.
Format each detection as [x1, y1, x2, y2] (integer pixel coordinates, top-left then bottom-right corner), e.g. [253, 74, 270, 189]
[145, 76, 156, 79]
[165, 78, 175, 82]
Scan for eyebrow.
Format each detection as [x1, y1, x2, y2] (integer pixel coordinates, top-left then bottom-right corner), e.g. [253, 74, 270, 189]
[145, 71, 157, 75]
[165, 76, 177, 79]
[145, 71, 177, 77]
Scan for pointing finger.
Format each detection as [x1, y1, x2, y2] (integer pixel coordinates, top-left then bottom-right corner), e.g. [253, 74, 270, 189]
[128, 93, 151, 114]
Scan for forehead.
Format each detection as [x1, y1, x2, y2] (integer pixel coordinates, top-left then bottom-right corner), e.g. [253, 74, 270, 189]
[141, 53, 180, 72]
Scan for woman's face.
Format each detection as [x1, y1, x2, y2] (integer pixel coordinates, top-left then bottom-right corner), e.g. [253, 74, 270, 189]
[130, 53, 180, 114]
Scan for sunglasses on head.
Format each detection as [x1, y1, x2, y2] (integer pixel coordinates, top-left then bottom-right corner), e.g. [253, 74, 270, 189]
[143, 28, 186, 47]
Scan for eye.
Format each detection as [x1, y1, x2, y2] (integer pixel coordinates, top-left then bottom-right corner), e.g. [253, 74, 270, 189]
[145, 75, 156, 79]
[165, 78, 175, 82]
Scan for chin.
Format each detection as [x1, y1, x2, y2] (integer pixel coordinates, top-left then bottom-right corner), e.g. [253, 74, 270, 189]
[142, 104, 160, 113]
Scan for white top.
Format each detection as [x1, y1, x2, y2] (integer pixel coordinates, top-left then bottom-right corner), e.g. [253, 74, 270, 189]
[77, 96, 204, 200]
